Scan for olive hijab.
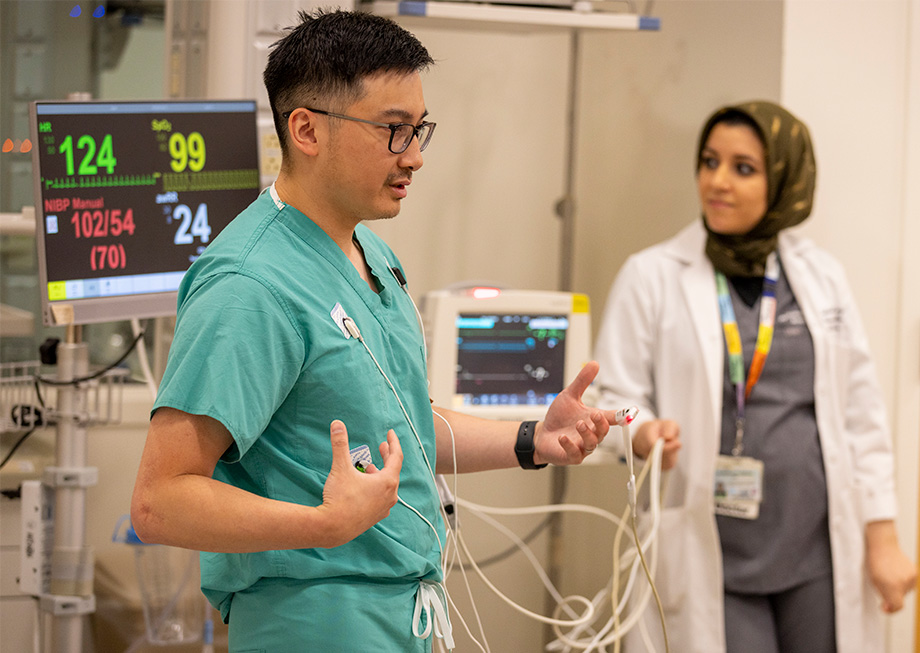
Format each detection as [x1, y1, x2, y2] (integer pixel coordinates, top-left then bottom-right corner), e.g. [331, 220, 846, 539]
[697, 100, 817, 277]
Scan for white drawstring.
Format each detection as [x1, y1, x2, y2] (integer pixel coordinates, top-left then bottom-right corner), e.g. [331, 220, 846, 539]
[413, 580, 455, 650]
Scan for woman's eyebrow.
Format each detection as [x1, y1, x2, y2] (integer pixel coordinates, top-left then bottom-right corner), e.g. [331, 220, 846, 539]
[731, 153, 762, 165]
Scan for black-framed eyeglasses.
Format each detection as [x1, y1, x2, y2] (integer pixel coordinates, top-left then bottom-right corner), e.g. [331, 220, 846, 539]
[282, 107, 436, 154]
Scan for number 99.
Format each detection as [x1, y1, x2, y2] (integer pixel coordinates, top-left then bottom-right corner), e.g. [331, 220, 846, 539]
[169, 132, 206, 172]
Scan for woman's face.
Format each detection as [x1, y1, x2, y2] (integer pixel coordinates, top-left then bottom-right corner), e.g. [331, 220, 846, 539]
[697, 122, 768, 236]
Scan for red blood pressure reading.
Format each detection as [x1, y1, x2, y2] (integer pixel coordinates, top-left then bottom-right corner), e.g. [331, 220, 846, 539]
[90, 244, 127, 271]
[70, 209, 136, 238]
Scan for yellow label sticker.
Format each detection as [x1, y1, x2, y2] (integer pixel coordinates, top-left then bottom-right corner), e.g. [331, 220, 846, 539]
[47, 281, 66, 301]
[572, 293, 590, 314]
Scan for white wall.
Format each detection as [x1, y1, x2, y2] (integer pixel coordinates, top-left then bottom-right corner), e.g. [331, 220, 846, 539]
[367, 23, 569, 296]
[901, 0, 920, 641]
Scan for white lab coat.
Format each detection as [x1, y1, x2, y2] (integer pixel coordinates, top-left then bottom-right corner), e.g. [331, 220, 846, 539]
[594, 221, 897, 653]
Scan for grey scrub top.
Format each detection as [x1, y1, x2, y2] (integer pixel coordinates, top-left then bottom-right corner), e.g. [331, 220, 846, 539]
[716, 261, 833, 594]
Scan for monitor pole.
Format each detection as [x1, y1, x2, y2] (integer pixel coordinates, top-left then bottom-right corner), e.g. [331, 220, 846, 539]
[43, 324, 96, 652]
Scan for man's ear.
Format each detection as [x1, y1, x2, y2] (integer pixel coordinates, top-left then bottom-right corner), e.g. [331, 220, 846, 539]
[287, 109, 321, 157]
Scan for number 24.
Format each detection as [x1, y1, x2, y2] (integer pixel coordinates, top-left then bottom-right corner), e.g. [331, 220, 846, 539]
[173, 203, 211, 244]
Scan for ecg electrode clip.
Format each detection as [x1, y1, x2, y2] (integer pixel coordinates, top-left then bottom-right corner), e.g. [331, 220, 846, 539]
[614, 406, 639, 426]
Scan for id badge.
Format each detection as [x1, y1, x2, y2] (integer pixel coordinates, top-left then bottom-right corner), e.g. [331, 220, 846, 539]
[714, 454, 764, 520]
[350, 444, 373, 472]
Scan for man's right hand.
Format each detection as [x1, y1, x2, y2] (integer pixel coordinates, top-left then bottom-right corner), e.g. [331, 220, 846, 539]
[632, 419, 681, 470]
[316, 420, 403, 547]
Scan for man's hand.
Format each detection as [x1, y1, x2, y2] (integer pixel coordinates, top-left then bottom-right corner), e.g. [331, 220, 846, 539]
[316, 420, 403, 548]
[534, 361, 615, 466]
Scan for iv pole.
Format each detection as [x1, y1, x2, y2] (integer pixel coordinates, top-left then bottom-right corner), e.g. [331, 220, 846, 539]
[41, 323, 97, 652]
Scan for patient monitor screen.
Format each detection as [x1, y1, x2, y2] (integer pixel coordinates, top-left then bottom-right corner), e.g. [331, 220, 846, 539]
[31, 99, 260, 325]
[455, 313, 568, 408]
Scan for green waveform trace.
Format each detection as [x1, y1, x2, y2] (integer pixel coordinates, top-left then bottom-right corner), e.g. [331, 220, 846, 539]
[44, 174, 159, 190]
[161, 168, 260, 192]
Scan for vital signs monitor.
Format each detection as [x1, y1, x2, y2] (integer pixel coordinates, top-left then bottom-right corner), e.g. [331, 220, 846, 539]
[30, 99, 260, 326]
[422, 288, 591, 421]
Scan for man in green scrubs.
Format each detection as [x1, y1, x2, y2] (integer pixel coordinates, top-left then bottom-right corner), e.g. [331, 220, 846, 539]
[131, 9, 619, 651]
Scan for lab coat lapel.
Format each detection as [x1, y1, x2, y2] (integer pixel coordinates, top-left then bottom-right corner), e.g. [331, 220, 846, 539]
[674, 227, 723, 439]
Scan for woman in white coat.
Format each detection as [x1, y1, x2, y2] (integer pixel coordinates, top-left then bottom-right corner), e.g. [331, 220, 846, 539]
[594, 100, 915, 653]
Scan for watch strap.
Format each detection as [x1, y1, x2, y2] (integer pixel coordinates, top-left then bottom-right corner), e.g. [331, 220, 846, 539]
[515, 420, 547, 470]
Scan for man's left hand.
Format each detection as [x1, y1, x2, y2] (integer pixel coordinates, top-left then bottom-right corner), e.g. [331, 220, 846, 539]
[534, 361, 616, 466]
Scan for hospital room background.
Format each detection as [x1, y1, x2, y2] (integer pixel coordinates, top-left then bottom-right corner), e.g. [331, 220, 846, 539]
[1, 0, 918, 651]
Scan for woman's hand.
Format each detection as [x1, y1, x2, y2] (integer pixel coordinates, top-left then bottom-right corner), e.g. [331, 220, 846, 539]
[865, 520, 917, 613]
[632, 419, 681, 470]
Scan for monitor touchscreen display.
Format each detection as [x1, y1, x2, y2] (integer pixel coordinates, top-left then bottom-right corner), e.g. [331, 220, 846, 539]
[454, 312, 568, 407]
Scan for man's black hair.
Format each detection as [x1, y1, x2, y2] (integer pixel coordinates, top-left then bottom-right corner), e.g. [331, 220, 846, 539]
[264, 9, 434, 156]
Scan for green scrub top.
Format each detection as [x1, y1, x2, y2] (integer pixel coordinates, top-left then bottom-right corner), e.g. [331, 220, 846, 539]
[153, 189, 445, 637]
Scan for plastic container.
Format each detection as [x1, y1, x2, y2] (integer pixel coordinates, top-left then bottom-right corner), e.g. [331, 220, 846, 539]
[112, 515, 202, 645]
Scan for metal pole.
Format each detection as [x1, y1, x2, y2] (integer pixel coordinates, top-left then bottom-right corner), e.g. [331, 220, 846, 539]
[48, 325, 95, 652]
[556, 28, 581, 294]
[544, 27, 582, 647]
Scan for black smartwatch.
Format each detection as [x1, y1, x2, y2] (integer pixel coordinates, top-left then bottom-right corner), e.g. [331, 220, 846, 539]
[515, 420, 547, 470]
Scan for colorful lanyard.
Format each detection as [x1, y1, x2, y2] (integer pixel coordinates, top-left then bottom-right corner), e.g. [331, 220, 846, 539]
[715, 251, 779, 456]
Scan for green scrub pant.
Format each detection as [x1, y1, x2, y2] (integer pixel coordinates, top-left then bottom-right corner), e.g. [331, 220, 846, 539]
[227, 576, 433, 653]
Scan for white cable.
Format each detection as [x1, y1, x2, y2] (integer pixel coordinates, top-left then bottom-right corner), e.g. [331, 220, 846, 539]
[427, 369, 664, 646]
[622, 421, 638, 513]
[347, 318, 439, 493]
[563, 427, 664, 653]
[457, 494, 649, 646]
[459, 504, 592, 625]
[459, 498, 627, 526]
[442, 581, 490, 653]
[547, 438, 666, 653]
[459, 490, 649, 632]
[432, 410, 460, 538]
[432, 410, 492, 653]
[456, 527, 596, 627]
[383, 258, 428, 363]
[398, 495, 444, 557]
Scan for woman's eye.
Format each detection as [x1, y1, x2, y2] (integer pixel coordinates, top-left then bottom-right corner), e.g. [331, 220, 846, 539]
[736, 163, 755, 176]
[701, 156, 718, 169]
